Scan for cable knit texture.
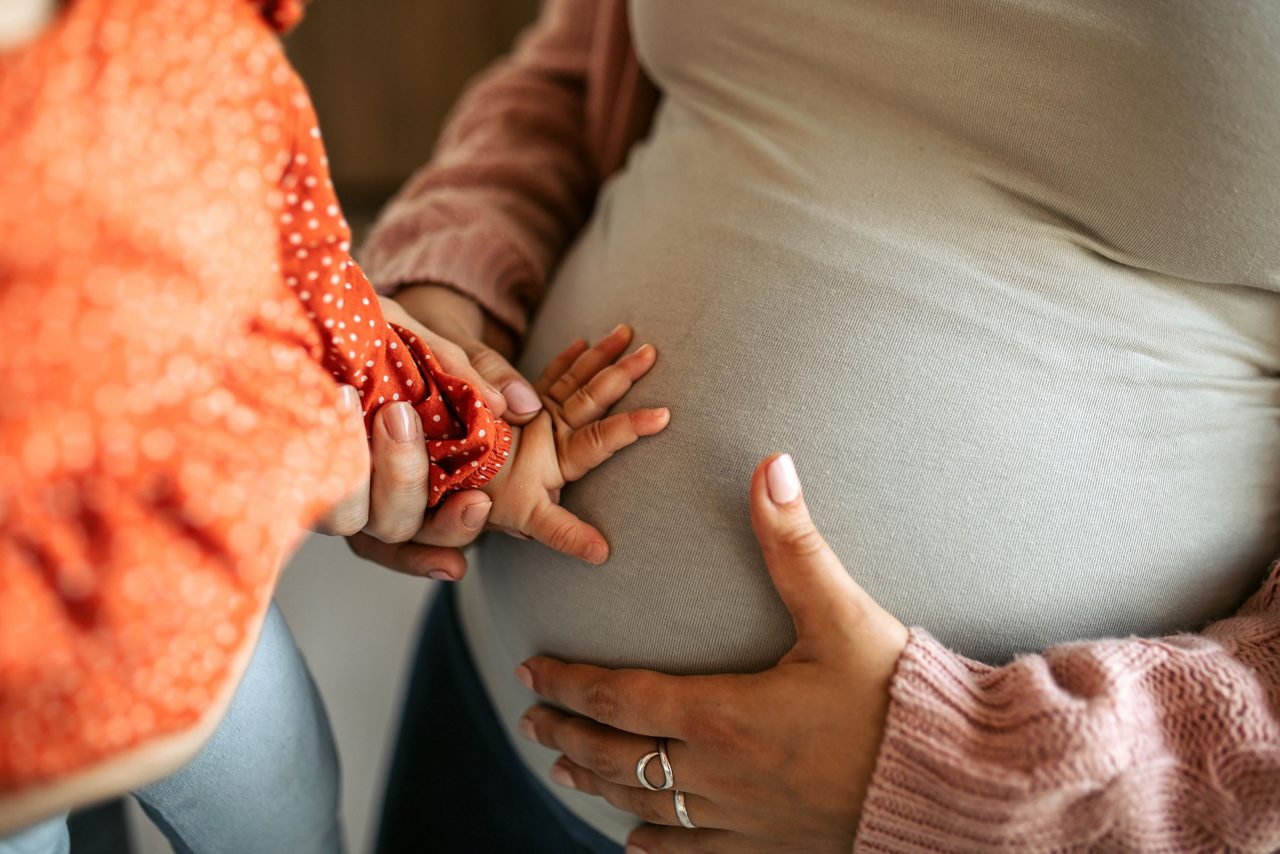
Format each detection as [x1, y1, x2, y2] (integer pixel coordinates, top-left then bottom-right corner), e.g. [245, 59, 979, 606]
[857, 562, 1280, 852]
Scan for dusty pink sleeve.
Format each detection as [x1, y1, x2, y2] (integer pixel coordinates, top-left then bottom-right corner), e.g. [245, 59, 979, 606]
[856, 562, 1280, 851]
[360, 0, 604, 336]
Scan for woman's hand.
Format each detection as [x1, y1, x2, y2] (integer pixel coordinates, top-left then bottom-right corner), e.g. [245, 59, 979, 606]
[314, 295, 536, 581]
[515, 454, 910, 853]
[394, 283, 544, 423]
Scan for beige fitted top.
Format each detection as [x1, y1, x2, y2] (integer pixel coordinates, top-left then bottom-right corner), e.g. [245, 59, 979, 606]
[459, 0, 1280, 841]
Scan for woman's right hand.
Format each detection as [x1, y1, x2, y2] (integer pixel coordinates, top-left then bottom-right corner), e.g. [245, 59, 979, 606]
[315, 285, 542, 581]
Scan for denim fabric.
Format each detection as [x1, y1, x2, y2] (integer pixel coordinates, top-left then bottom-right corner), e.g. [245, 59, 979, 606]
[376, 586, 621, 854]
[2, 603, 343, 854]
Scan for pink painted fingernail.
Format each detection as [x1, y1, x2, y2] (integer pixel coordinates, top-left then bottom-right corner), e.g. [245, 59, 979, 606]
[461, 500, 490, 531]
[515, 664, 534, 691]
[549, 763, 576, 789]
[766, 453, 801, 505]
[503, 381, 542, 415]
[338, 384, 361, 413]
[386, 403, 419, 443]
[518, 717, 537, 742]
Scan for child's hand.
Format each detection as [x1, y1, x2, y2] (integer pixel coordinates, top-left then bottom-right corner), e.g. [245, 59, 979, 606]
[481, 324, 669, 564]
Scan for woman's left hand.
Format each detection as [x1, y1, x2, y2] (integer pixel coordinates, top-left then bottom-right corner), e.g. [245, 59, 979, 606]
[516, 454, 910, 853]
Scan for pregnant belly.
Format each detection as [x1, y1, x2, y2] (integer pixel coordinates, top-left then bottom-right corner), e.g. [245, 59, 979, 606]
[473, 153, 1280, 672]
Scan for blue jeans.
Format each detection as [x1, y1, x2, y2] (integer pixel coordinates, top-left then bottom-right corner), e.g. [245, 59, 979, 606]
[376, 586, 621, 854]
[1, 604, 343, 854]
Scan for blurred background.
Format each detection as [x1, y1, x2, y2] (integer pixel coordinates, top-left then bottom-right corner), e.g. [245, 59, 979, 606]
[119, 2, 540, 851]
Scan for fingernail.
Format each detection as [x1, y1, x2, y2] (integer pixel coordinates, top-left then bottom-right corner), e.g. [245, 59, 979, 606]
[766, 453, 801, 505]
[518, 716, 537, 742]
[549, 763, 576, 789]
[504, 529, 532, 540]
[426, 570, 452, 582]
[610, 323, 628, 337]
[338, 384, 361, 413]
[482, 385, 505, 412]
[585, 542, 608, 565]
[625, 846, 649, 854]
[387, 403, 419, 443]
[503, 381, 542, 415]
[515, 664, 534, 691]
[461, 500, 490, 531]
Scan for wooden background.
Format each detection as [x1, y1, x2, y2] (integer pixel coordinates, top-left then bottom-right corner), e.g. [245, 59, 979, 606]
[287, 0, 540, 210]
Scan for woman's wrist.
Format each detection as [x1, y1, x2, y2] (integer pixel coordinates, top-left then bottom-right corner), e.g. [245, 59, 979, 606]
[394, 281, 517, 359]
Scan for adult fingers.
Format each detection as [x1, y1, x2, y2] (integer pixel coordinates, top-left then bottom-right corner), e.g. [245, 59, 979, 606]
[362, 402, 430, 543]
[561, 344, 658, 429]
[408, 488, 491, 549]
[345, 533, 468, 581]
[747, 454, 873, 651]
[559, 408, 671, 482]
[457, 336, 544, 424]
[312, 385, 371, 536]
[378, 297, 508, 415]
[519, 705, 709, 793]
[548, 763, 727, 831]
[517, 658, 703, 739]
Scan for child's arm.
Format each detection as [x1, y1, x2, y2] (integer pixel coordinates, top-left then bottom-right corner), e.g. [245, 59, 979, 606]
[480, 325, 670, 565]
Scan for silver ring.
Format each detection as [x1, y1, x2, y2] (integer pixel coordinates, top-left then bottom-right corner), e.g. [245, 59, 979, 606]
[673, 790, 697, 829]
[635, 738, 675, 791]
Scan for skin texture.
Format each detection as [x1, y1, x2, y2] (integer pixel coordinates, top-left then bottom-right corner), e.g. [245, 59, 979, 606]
[330, 287, 538, 579]
[325, 290, 667, 569]
[515, 455, 910, 853]
[358, 291, 907, 849]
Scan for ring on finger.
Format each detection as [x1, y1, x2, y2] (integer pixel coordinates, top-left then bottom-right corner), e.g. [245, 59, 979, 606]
[635, 737, 675, 791]
[673, 790, 697, 829]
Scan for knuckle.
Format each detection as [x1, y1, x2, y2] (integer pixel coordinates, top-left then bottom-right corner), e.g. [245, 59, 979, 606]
[468, 347, 509, 380]
[363, 517, 417, 544]
[323, 502, 370, 537]
[630, 791, 667, 825]
[581, 737, 621, 781]
[776, 523, 827, 560]
[582, 680, 620, 723]
[683, 708, 740, 753]
[380, 450, 431, 493]
[434, 340, 467, 368]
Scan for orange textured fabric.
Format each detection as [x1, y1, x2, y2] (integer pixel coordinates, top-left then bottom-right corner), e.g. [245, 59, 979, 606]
[0, 0, 509, 793]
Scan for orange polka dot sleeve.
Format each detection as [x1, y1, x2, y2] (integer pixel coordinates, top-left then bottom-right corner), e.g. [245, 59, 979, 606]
[276, 87, 512, 503]
[0, 0, 508, 799]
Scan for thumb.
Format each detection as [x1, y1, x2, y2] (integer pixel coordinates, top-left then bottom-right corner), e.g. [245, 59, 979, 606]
[748, 454, 885, 650]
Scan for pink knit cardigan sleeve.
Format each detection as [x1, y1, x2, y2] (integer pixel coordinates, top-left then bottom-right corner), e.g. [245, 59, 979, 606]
[857, 560, 1280, 851]
[361, 0, 655, 336]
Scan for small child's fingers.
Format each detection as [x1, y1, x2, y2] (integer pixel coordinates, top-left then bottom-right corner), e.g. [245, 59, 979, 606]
[562, 344, 657, 429]
[560, 407, 670, 482]
[527, 501, 610, 565]
[546, 324, 633, 403]
[534, 337, 589, 395]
